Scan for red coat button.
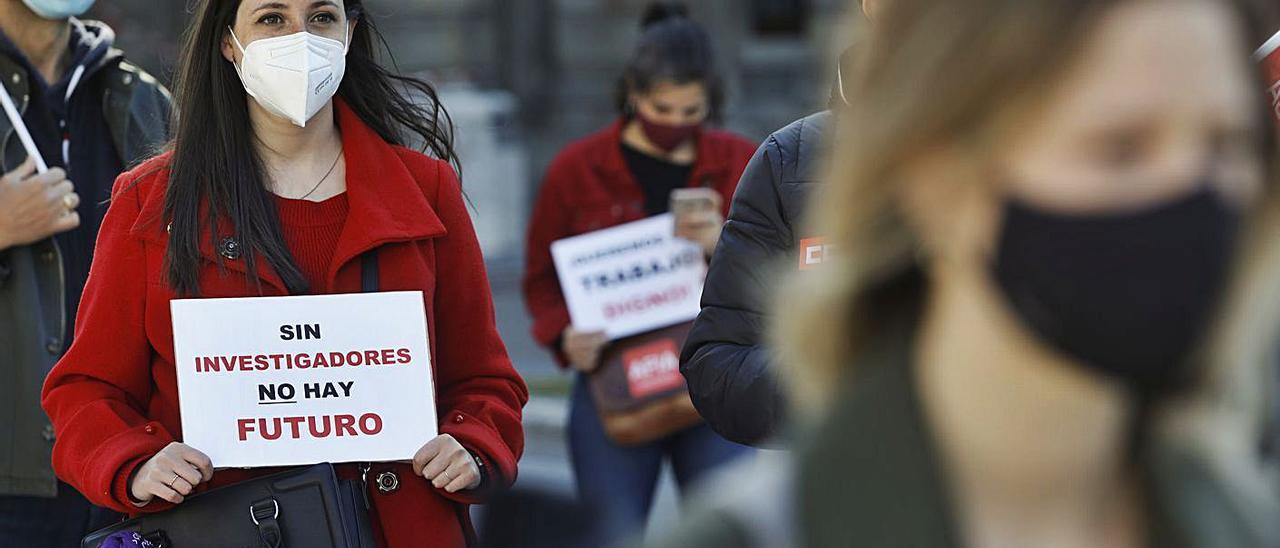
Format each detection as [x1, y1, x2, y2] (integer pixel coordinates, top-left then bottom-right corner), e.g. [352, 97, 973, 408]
[144, 425, 156, 434]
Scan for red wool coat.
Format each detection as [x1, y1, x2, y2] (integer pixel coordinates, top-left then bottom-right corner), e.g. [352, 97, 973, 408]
[41, 101, 528, 548]
[521, 120, 755, 362]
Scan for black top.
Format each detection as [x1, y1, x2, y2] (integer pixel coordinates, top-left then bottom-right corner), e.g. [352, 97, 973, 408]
[621, 142, 692, 216]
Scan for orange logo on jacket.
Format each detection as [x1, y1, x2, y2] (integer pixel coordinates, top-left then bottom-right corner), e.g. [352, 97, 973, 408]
[799, 237, 828, 270]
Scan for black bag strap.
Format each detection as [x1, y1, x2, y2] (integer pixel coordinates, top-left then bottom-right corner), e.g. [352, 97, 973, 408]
[358, 250, 378, 521]
[361, 249, 379, 293]
[250, 498, 283, 548]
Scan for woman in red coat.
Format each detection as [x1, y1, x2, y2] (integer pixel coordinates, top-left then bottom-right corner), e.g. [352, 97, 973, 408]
[40, 1, 527, 546]
[521, 3, 755, 543]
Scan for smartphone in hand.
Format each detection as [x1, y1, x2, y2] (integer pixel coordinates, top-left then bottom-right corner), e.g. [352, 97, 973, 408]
[670, 188, 721, 217]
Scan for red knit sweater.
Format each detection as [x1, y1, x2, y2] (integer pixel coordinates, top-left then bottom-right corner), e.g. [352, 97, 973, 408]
[274, 193, 349, 293]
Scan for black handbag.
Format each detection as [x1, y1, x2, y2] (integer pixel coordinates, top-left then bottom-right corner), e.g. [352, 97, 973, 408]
[80, 463, 377, 548]
[82, 252, 385, 548]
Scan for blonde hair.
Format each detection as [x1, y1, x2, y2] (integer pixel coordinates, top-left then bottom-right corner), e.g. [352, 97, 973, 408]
[775, 0, 1280, 529]
[777, 0, 1113, 408]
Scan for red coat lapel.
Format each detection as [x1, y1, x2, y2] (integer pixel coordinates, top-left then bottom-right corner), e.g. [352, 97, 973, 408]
[125, 100, 447, 293]
[128, 173, 291, 293]
[328, 100, 446, 281]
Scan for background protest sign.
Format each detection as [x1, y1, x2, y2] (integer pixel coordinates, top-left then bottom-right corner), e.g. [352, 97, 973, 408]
[171, 291, 436, 469]
[551, 214, 706, 340]
[1259, 29, 1280, 123]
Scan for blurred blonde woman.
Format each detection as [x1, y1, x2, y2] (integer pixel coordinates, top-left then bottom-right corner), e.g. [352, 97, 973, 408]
[656, 0, 1280, 546]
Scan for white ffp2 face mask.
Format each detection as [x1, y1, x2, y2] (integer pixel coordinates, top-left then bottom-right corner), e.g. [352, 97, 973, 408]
[230, 28, 350, 127]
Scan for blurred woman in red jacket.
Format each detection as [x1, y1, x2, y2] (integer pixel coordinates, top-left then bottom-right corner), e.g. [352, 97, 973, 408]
[522, 2, 755, 543]
[40, 1, 527, 546]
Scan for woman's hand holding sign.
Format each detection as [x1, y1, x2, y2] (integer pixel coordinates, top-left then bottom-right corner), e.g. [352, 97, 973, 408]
[563, 326, 608, 373]
[414, 434, 482, 493]
[129, 442, 214, 506]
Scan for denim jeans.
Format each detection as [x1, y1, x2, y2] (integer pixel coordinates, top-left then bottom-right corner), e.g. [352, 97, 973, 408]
[568, 376, 753, 545]
[0, 482, 121, 547]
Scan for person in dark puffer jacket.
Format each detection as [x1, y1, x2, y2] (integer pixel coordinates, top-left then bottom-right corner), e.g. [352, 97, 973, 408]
[679, 111, 829, 447]
[679, 0, 878, 447]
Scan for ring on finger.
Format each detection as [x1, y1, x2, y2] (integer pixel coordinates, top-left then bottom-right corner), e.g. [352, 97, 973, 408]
[62, 193, 76, 210]
[168, 473, 182, 489]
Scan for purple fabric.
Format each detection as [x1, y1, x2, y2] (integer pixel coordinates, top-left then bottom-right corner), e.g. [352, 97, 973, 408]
[100, 531, 155, 548]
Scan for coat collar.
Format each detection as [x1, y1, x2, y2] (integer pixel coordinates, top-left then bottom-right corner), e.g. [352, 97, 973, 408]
[129, 99, 446, 293]
[591, 117, 734, 191]
[796, 307, 1267, 548]
[326, 99, 446, 279]
[795, 312, 961, 548]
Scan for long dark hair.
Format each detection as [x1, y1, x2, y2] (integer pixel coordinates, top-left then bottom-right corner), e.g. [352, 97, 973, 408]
[163, 0, 459, 296]
[615, 2, 725, 122]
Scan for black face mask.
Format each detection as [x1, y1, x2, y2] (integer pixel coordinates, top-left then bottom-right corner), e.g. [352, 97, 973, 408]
[993, 185, 1241, 393]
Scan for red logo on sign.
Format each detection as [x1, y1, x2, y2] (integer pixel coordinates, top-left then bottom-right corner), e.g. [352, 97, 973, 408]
[799, 237, 827, 270]
[623, 339, 684, 398]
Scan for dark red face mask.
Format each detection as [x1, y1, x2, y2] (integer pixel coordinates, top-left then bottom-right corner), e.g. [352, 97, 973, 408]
[638, 115, 702, 153]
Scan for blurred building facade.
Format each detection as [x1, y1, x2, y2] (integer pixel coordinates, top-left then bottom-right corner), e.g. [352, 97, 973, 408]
[88, 0, 850, 259]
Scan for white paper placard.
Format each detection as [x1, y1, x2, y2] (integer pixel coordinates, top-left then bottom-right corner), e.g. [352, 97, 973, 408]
[171, 291, 436, 469]
[551, 214, 706, 339]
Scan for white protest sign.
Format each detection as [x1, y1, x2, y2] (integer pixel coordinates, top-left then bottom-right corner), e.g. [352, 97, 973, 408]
[551, 214, 706, 340]
[171, 291, 436, 469]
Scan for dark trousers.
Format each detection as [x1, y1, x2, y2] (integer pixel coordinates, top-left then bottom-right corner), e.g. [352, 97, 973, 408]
[568, 377, 753, 545]
[0, 482, 121, 547]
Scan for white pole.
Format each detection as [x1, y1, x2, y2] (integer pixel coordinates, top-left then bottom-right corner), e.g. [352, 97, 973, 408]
[1256, 29, 1280, 62]
[0, 81, 47, 173]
